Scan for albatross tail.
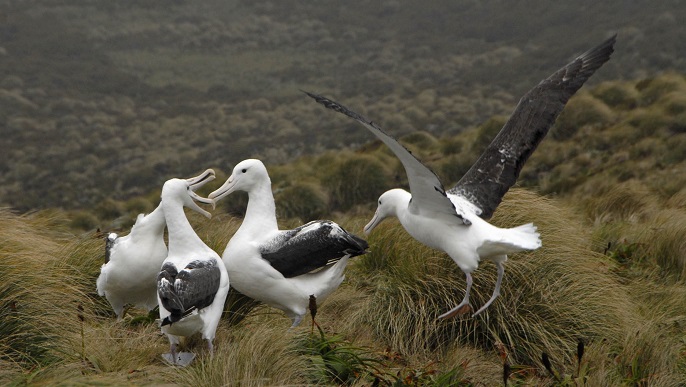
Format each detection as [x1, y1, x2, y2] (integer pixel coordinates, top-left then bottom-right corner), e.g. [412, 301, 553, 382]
[501, 222, 542, 252]
[509, 223, 542, 251]
[478, 223, 542, 258]
[291, 255, 351, 305]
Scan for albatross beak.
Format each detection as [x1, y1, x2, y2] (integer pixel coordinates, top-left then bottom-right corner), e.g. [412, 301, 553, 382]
[208, 174, 237, 203]
[363, 210, 383, 235]
[186, 169, 216, 219]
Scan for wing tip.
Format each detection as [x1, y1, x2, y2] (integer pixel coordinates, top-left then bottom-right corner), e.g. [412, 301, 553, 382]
[304, 90, 369, 124]
[575, 33, 617, 74]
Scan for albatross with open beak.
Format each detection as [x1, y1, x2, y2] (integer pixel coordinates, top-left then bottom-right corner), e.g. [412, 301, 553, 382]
[156, 169, 230, 366]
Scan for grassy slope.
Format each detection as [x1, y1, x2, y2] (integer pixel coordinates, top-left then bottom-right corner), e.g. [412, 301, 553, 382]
[1, 192, 684, 385]
[2, 75, 686, 384]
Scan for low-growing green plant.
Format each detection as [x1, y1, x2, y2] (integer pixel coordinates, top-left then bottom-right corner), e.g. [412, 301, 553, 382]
[300, 325, 385, 385]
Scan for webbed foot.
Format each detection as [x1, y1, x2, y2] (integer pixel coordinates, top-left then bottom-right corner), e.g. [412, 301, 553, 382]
[162, 351, 195, 367]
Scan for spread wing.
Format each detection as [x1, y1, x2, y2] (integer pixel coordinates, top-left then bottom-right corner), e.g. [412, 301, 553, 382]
[157, 259, 221, 325]
[448, 35, 616, 218]
[306, 92, 467, 223]
[260, 220, 369, 278]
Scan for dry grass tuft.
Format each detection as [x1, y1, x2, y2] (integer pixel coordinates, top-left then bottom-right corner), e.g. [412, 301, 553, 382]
[0, 209, 85, 368]
[173, 318, 309, 386]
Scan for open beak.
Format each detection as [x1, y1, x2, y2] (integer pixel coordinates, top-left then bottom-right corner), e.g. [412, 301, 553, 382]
[186, 169, 216, 218]
[208, 173, 237, 204]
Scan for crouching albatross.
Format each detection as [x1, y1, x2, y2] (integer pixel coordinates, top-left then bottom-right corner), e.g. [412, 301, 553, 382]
[96, 169, 218, 320]
[208, 159, 369, 328]
[307, 35, 616, 318]
[156, 169, 230, 366]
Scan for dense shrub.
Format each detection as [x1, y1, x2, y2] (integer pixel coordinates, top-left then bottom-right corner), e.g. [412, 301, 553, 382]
[591, 81, 639, 109]
[470, 116, 507, 154]
[323, 155, 393, 211]
[552, 94, 614, 140]
[275, 182, 329, 221]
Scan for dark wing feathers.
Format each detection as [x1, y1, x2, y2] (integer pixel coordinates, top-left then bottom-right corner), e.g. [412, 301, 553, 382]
[306, 91, 467, 222]
[157, 259, 221, 325]
[260, 220, 368, 278]
[447, 35, 616, 218]
[104, 233, 117, 263]
[307, 35, 615, 220]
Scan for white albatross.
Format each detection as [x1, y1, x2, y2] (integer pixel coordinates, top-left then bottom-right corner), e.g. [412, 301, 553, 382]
[307, 35, 616, 318]
[156, 169, 230, 366]
[208, 159, 369, 328]
[97, 185, 170, 320]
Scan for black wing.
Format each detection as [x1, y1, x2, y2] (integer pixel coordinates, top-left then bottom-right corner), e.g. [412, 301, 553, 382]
[104, 233, 117, 263]
[448, 35, 616, 218]
[260, 220, 369, 278]
[157, 259, 221, 325]
[306, 92, 467, 223]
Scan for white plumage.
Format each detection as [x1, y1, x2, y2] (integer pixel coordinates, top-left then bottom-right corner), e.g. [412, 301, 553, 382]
[96, 197, 167, 320]
[156, 169, 230, 366]
[209, 159, 368, 327]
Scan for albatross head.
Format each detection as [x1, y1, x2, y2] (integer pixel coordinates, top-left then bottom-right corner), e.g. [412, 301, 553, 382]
[208, 159, 270, 203]
[364, 189, 411, 235]
[161, 169, 216, 219]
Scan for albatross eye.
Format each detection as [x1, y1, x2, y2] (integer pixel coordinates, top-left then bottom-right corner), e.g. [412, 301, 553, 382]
[241, 168, 247, 173]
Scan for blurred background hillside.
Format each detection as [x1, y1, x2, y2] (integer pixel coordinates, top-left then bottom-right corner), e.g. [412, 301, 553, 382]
[1, 0, 684, 216]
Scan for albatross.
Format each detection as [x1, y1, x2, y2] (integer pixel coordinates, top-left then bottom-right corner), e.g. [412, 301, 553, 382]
[208, 159, 368, 328]
[307, 35, 616, 318]
[156, 169, 230, 366]
[97, 171, 203, 320]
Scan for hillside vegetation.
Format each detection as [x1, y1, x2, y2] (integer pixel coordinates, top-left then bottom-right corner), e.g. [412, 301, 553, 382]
[1, 0, 685, 211]
[1, 73, 685, 385]
[1, 1, 685, 385]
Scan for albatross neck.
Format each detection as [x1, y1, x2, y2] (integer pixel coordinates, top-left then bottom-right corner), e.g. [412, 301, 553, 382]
[138, 205, 166, 236]
[239, 180, 278, 235]
[162, 198, 206, 254]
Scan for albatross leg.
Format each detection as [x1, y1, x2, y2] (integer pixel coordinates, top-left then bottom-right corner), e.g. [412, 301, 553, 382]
[473, 261, 505, 317]
[162, 343, 178, 365]
[290, 314, 304, 329]
[309, 294, 321, 334]
[438, 272, 473, 319]
[206, 339, 214, 358]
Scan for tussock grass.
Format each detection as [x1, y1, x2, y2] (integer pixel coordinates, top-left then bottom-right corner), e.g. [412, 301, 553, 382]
[0, 209, 84, 368]
[638, 211, 686, 281]
[595, 210, 686, 283]
[174, 318, 309, 386]
[581, 179, 662, 224]
[2, 183, 685, 385]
